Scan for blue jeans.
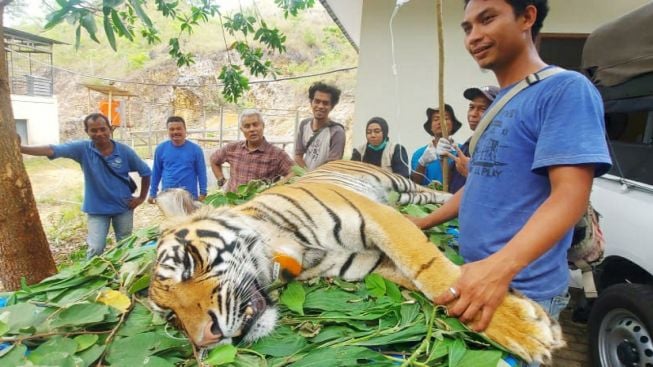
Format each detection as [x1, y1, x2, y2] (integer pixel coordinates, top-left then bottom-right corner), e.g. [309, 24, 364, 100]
[524, 290, 571, 367]
[86, 210, 133, 259]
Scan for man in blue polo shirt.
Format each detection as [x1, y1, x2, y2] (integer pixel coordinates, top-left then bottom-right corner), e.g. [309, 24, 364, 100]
[20, 113, 151, 259]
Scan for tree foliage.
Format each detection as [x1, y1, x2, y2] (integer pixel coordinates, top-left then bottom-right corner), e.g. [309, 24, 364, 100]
[44, 0, 315, 102]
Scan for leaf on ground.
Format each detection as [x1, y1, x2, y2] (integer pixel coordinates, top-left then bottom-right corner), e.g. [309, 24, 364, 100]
[50, 303, 110, 328]
[280, 281, 305, 315]
[364, 273, 386, 297]
[28, 336, 78, 364]
[74, 334, 99, 352]
[96, 289, 131, 313]
[204, 344, 237, 366]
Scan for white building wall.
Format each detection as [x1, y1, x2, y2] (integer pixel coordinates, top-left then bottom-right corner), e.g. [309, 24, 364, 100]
[11, 95, 60, 145]
[353, 0, 650, 156]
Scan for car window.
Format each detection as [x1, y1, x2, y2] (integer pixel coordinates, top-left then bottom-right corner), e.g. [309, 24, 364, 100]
[604, 109, 653, 185]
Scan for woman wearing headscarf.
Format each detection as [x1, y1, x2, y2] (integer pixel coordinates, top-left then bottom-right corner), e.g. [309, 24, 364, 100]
[351, 117, 409, 177]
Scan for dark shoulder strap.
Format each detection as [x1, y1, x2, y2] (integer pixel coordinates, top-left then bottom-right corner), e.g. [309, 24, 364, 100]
[97, 151, 132, 187]
[304, 120, 338, 151]
[469, 67, 564, 156]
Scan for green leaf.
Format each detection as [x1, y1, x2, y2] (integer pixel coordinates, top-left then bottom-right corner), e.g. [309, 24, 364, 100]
[280, 281, 305, 315]
[74, 334, 99, 352]
[384, 279, 403, 302]
[127, 0, 153, 27]
[399, 303, 421, 326]
[50, 303, 110, 328]
[449, 338, 467, 366]
[77, 344, 105, 367]
[289, 346, 392, 367]
[0, 321, 8, 336]
[80, 12, 100, 43]
[364, 273, 386, 297]
[117, 303, 153, 336]
[0, 344, 27, 366]
[250, 325, 307, 357]
[103, 11, 118, 51]
[28, 336, 78, 364]
[111, 9, 134, 40]
[1, 303, 48, 332]
[204, 344, 237, 366]
[457, 350, 503, 367]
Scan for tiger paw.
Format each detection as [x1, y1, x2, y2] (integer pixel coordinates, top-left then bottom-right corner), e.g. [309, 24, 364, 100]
[484, 294, 565, 364]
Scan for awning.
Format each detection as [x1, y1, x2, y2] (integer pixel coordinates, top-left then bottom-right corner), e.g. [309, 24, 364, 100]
[581, 2, 653, 87]
[81, 83, 137, 97]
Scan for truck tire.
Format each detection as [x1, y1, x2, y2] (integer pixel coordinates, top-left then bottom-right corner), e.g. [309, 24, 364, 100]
[588, 283, 653, 367]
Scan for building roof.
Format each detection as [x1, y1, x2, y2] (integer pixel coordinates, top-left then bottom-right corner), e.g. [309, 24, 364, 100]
[3, 27, 67, 46]
[318, 0, 360, 53]
[82, 83, 137, 97]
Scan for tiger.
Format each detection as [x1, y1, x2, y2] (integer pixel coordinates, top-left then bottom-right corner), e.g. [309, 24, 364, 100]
[149, 160, 564, 364]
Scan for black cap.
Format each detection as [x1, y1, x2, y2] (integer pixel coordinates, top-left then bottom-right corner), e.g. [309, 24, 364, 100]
[463, 85, 499, 102]
[423, 104, 462, 136]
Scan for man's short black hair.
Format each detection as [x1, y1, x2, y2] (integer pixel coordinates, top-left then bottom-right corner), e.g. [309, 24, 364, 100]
[464, 0, 549, 41]
[166, 116, 186, 128]
[83, 113, 111, 132]
[308, 82, 341, 106]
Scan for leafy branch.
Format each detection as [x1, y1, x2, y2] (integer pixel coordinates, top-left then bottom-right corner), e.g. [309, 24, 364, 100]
[44, 0, 315, 102]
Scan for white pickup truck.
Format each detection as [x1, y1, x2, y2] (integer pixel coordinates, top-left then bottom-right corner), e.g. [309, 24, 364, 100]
[581, 3, 653, 366]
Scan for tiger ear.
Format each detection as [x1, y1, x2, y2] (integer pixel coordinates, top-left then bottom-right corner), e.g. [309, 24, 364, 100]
[156, 189, 202, 218]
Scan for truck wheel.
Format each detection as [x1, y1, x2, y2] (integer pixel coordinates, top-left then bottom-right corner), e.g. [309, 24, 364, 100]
[588, 283, 653, 367]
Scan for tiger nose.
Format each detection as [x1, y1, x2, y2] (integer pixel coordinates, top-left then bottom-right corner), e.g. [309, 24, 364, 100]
[199, 321, 223, 346]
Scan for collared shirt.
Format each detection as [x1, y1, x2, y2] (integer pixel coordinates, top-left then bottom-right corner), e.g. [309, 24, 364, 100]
[50, 140, 151, 215]
[210, 138, 294, 192]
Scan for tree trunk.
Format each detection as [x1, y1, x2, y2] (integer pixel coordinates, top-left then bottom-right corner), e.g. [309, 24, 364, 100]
[0, 5, 58, 290]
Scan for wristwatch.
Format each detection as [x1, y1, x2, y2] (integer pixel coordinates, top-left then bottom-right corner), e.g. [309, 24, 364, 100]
[217, 177, 226, 187]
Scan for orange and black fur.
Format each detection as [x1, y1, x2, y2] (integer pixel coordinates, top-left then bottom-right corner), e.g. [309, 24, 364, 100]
[150, 160, 564, 364]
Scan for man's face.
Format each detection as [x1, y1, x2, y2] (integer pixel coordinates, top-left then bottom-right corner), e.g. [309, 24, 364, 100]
[431, 111, 453, 137]
[467, 95, 492, 131]
[167, 121, 187, 146]
[461, 0, 531, 70]
[311, 91, 334, 121]
[85, 118, 112, 145]
[240, 115, 264, 145]
[366, 122, 384, 146]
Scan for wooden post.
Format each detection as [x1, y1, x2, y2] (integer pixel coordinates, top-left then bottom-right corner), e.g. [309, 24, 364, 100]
[436, 0, 449, 192]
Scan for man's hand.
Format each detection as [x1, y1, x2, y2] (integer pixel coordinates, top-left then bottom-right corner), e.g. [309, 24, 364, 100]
[446, 145, 470, 177]
[418, 144, 438, 167]
[435, 137, 454, 157]
[434, 255, 515, 332]
[147, 197, 156, 204]
[128, 197, 145, 209]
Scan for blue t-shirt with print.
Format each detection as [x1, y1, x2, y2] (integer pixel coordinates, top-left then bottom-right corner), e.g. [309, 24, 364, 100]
[150, 140, 207, 199]
[459, 69, 612, 301]
[51, 140, 151, 215]
[411, 145, 451, 185]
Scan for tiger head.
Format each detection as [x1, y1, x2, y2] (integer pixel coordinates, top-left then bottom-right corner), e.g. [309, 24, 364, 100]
[149, 189, 278, 347]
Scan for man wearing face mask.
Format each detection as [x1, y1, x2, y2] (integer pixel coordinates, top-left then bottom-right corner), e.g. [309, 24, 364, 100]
[410, 104, 462, 186]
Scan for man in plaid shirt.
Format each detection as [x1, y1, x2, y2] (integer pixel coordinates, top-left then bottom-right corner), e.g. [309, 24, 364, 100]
[210, 109, 295, 192]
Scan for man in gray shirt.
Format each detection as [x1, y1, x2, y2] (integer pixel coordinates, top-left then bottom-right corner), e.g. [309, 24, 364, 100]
[294, 82, 345, 171]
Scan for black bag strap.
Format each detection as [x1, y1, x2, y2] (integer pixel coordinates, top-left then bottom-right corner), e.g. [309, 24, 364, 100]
[304, 120, 343, 151]
[469, 67, 564, 156]
[96, 151, 134, 190]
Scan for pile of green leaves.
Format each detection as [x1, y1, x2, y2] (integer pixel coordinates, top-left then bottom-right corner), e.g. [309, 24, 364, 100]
[0, 185, 516, 367]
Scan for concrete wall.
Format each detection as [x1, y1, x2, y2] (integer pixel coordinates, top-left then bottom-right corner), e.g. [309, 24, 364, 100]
[11, 94, 60, 145]
[352, 0, 650, 156]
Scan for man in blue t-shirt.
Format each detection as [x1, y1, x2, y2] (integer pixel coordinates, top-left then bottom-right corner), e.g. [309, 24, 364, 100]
[20, 113, 151, 259]
[148, 116, 207, 202]
[412, 0, 611, 338]
[410, 104, 462, 186]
